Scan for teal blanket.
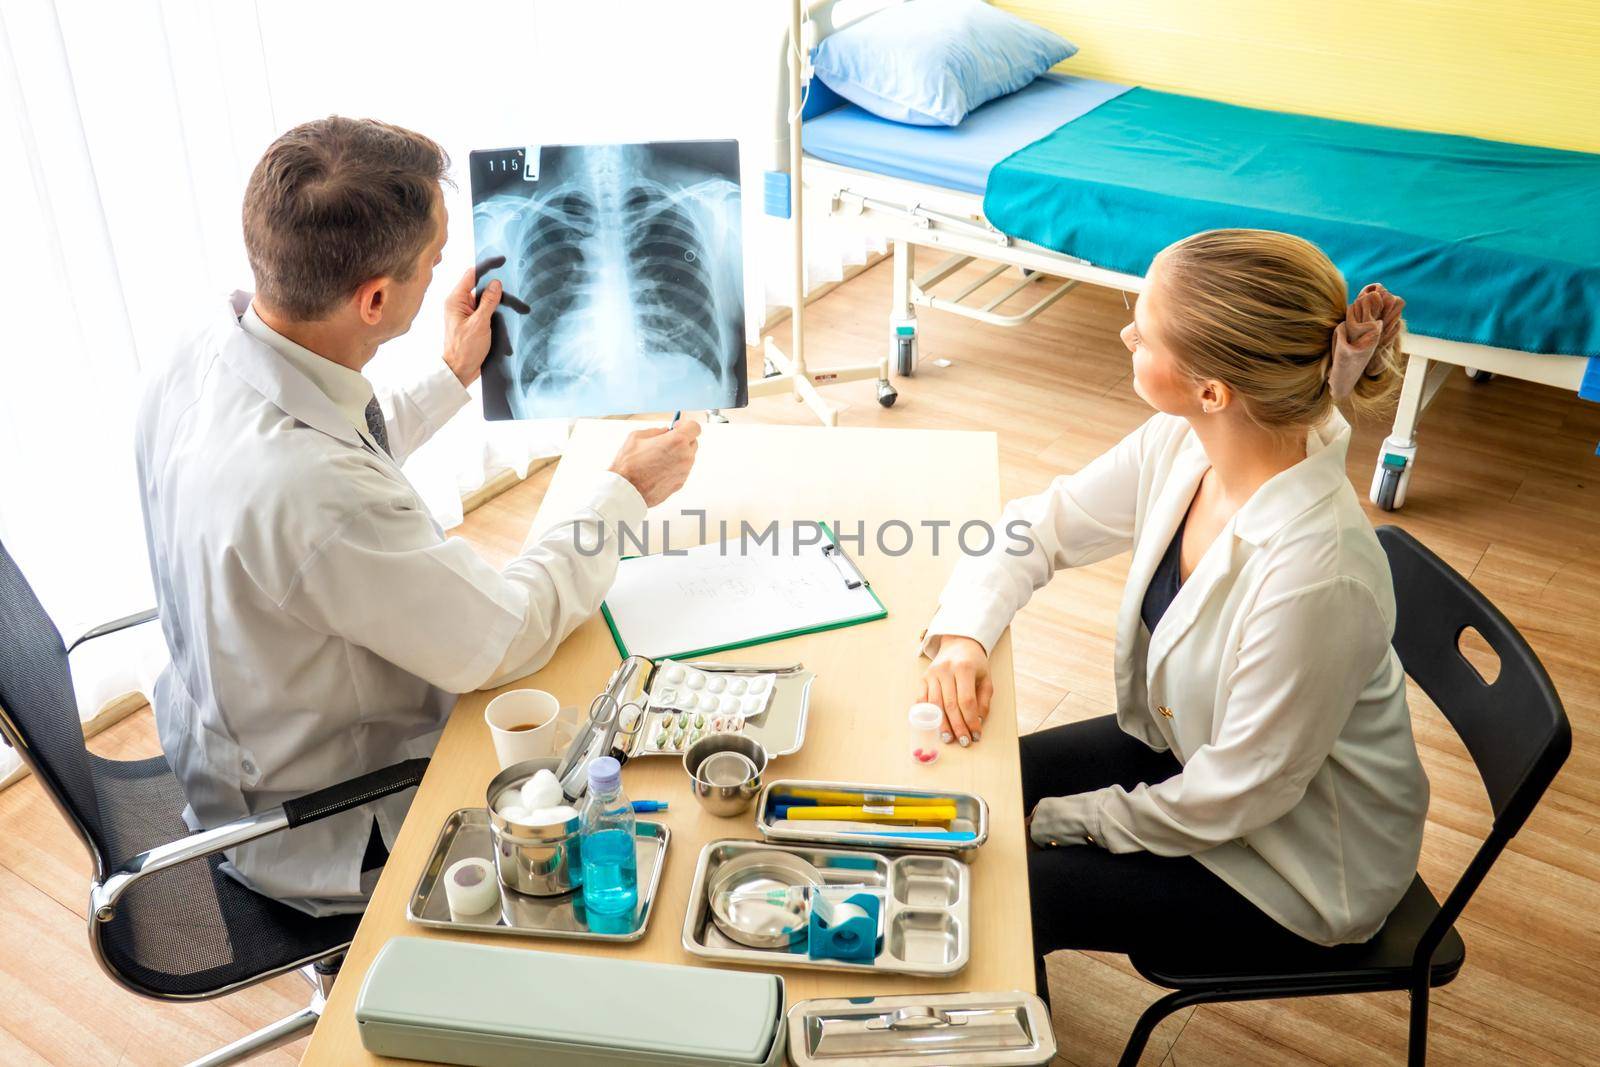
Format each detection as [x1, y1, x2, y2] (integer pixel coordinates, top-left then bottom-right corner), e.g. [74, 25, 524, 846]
[983, 88, 1600, 385]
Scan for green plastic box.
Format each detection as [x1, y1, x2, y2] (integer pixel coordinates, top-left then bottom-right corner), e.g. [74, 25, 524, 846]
[356, 937, 786, 1066]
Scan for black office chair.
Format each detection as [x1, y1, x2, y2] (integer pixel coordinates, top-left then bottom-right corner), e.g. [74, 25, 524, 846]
[0, 540, 429, 1066]
[1107, 525, 1571, 1067]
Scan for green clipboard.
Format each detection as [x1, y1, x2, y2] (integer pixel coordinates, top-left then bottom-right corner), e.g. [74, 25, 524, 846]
[599, 521, 887, 661]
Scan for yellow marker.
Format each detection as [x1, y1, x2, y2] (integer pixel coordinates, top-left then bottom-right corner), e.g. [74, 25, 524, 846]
[784, 804, 957, 825]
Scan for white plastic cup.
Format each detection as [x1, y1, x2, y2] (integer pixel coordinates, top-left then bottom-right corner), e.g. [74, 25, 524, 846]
[485, 689, 576, 770]
[909, 703, 942, 766]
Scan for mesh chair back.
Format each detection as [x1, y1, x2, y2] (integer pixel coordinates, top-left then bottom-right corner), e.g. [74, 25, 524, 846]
[1377, 526, 1571, 835]
[0, 540, 107, 865]
[2, 539, 361, 996]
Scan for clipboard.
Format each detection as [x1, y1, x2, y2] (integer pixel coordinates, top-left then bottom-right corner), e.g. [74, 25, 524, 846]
[599, 522, 887, 661]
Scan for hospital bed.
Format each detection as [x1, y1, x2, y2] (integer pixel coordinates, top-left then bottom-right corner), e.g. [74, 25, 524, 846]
[780, 0, 1600, 510]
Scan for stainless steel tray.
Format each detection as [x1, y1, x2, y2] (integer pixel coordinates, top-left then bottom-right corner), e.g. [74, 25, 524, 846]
[788, 991, 1056, 1065]
[626, 661, 814, 759]
[408, 808, 669, 942]
[682, 839, 970, 977]
[755, 778, 989, 859]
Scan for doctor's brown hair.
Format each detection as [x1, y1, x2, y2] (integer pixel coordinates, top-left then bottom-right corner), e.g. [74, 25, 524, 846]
[242, 116, 449, 321]
[1152, 229, 1404, 430]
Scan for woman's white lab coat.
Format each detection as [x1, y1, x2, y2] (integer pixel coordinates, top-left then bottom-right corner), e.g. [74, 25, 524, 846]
[135, 292, 645, 915]
[924, 411, 1429, 945]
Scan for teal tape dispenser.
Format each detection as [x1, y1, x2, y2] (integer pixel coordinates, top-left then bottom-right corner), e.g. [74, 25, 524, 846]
[807, 890, 881, 963]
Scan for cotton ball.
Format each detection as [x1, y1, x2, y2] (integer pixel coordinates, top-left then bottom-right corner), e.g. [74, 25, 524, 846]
[499, 804, 530, 824]
[520, 769, 564, 810]
[522, 805, 579, 826]
[495, 788, 525, 815]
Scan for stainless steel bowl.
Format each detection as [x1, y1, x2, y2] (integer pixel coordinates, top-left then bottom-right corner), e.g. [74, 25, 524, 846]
[683, 734, 769, 817]
[486, 757, 580, 897]
[707, 849, 821, 948]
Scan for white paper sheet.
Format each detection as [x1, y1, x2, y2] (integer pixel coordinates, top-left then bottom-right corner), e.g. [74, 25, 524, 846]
[601, 537, 884, 659]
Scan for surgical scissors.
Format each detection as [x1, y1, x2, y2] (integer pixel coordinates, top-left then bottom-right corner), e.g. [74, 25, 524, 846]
[555, 655, 651, 798]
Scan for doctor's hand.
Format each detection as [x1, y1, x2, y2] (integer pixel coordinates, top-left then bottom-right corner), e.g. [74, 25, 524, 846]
[918, 635, 992, 746]
[441, 258, 508, 387]
[608, 420, 702, 507]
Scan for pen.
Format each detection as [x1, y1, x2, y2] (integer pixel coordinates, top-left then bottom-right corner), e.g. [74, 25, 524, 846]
[670, 410, 681, 428]
[765, 818, 976, 842]
[773, 791, 953, 807]
[631, 800, 669, 813]
[842, 830, 977, 842]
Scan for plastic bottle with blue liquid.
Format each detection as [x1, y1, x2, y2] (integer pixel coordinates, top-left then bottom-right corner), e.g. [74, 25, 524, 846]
[578, 756, 638, 932]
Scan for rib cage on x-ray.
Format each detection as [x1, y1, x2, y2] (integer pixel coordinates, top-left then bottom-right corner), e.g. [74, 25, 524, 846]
[473, 142, 746, 419]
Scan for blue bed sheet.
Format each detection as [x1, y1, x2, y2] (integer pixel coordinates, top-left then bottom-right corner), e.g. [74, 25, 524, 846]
[801, 73, 1129, 194]
[984, 88, 1600, 365]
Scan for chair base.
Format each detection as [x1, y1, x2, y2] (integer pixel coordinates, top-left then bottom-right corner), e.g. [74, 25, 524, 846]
[1117, 983, 1434, 1067]
[185, 992, 322, 1067]
[185, 954, 342, 1067]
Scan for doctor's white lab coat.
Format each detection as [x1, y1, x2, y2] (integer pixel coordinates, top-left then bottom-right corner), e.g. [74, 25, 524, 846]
[135, 292, 645, 915]
[924, 411, 1429, 945]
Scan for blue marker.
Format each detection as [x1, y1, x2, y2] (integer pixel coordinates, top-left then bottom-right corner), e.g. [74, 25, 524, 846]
[842, 830, 976, 842]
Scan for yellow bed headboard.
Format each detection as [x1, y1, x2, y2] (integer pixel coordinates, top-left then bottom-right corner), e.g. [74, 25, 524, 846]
[997, 0, 1600, 153]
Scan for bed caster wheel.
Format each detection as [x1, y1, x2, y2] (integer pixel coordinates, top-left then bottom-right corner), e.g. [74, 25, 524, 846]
[1371, 453, 1412, 511]
[1375, 468, 1403, 511]
[894, 335, 918, 378]
[877, 380, 898, 408]
[1371, 442, 1414, 512]
[1465, 367, 1495, 383]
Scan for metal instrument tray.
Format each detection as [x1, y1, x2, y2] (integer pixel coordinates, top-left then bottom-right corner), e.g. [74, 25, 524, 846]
[627, 661, 814, 759]
[682, 839, 970, 977]
[408, 808, 669, 943]
[788, 991, 1056, 1065]
[755, 778, 989, 859]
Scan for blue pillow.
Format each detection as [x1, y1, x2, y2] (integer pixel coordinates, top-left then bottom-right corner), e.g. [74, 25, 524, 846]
[812, 0, 1076, 127]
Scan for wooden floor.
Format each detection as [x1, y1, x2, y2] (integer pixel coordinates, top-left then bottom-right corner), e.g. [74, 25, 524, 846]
[3, 257, 1598, 1064]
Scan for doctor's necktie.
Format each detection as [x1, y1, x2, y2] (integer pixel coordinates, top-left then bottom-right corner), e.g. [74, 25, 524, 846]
[364, 397, 391, 457]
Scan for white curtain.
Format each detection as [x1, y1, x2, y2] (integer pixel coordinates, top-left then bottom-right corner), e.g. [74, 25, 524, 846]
[0, 0, 877, 782]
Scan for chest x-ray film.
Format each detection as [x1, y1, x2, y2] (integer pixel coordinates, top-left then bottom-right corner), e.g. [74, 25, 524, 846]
[470, 140, 747, 420]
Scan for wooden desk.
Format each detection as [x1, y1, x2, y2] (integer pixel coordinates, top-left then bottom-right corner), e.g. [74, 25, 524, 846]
[303, 421, 1033, 1064]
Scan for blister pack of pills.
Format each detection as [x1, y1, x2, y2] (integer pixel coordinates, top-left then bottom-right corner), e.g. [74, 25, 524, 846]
[635, 661, 777, 755]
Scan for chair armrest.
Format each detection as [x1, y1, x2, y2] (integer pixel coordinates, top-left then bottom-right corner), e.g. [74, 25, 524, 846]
[90, 756, 430, 922]
[67, 607, 159, 653]
[282, 757, 430, 827]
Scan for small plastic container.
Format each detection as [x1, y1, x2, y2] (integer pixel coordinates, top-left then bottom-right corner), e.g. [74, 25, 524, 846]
[908, 703, 942, 766]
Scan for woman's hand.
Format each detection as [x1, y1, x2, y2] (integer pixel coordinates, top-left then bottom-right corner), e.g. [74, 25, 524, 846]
[918, 635, 992, 746]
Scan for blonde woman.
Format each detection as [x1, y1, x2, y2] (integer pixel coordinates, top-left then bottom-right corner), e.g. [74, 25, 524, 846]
[918, 229, 1430, 956]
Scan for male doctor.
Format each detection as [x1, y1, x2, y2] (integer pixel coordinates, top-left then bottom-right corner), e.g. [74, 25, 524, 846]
[135, 116, 700, 916]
